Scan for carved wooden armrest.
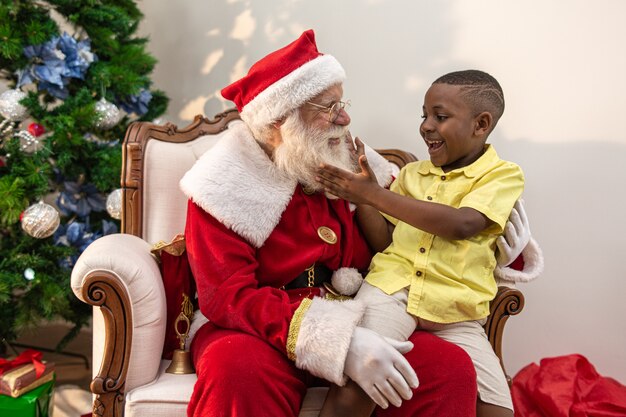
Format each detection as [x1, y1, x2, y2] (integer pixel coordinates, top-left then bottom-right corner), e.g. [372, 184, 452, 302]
[484, 286, 525, 384]
[71, 234, 166, 417]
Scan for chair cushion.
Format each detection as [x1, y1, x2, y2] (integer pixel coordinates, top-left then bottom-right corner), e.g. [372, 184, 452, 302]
[125, 362, 327, 417]
[125, 361, 195, 417]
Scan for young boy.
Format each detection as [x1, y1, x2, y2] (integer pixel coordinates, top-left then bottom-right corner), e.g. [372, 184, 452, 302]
[316, 70, 522, 417]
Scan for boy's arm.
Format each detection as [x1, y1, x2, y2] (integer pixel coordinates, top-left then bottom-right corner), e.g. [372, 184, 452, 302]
[355, 204, 394, 252]
[317, 140, 489, 240]
[364, 186, 489, 240]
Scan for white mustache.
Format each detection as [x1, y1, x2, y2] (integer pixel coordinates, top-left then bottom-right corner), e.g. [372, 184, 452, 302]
[309, 125, 350, 141]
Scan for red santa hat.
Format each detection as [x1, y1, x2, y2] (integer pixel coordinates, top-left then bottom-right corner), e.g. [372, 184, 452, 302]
[221, 29, 346, 133]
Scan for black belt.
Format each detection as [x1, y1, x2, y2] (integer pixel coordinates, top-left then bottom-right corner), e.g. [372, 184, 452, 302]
[284, 263, 332, 290]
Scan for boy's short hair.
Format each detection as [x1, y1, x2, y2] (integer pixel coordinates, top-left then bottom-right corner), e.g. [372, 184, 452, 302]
[433, 70, 505, 130]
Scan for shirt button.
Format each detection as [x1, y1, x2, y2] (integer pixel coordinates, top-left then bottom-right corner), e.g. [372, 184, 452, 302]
[427, 196, 433, 201]
[419, 247, 426, 253]
[441, 175, 446, 180]
[416, 271, 422, 276]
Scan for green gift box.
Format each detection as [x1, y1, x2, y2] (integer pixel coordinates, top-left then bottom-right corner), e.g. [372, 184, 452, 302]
[0, 378, 54, 417]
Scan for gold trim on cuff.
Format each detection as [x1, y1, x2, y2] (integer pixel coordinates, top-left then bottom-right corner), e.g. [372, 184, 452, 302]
[286, 298, 313, 361]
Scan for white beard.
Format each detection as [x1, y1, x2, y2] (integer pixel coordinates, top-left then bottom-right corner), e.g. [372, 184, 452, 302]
[273, 113, 357, 194]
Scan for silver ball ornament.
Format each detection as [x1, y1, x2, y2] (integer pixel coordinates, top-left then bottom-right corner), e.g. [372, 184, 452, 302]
[21, 202, 61, 239]
[94, 98, 122, 130]
[0, 89, 29, 121]
[106, 188, 123, 220]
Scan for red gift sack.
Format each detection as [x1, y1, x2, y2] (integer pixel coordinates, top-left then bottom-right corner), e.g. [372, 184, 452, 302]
[512, 354, 626, 417]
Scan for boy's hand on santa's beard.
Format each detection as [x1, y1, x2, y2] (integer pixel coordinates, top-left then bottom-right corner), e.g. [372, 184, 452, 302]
[344, 131, 357, 162]
[317, 142, 380, 206]
[343, 131, 362, 172]
[324, 131, 359, 200]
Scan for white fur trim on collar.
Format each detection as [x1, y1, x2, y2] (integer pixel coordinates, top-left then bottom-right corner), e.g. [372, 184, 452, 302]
[179, 122, 395, 248]
[240, 55, 345, 133]
[180, 122, 297, 248]
[494, 237, 544, 283]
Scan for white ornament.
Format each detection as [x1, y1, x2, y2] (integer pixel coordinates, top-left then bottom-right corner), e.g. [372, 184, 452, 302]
[0, 118, 16, 136]
[94, 98, 122, 130]
[24, 268, 35, 281]
[21, 202, 61, 239]
[106, 188, 123, 220]
[16, 130, 43, 153]
[0, 89, 29, 121]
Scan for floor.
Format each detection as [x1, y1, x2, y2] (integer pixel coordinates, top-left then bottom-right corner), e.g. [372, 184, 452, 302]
[10, 321, 93, 416]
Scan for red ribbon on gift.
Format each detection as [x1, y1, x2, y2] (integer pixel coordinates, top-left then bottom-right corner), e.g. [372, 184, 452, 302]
[0, 349, 46, 378]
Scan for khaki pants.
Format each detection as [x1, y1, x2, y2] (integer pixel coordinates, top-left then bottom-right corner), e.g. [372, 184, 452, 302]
[355, 281, 513, 410]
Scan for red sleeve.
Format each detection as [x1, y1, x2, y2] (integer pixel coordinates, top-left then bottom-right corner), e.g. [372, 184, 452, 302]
[509, 254, 525, 271]
[184, 200, 299, 355]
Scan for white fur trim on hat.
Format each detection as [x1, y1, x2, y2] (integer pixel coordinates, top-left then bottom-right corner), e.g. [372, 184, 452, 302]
[494, 237, 544, 283]
[294, 297, 365, 385]
[240, 54, 345, 133]
[331, 268, 364, 296]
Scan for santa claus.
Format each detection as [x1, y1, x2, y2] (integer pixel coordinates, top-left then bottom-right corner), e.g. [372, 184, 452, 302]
[180, 29, 542, 417]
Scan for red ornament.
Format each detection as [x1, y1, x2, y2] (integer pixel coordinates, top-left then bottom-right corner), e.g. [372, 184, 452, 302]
[28, 122, 45, 137]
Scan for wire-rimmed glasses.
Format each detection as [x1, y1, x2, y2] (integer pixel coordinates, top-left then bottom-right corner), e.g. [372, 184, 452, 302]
[306, 100, 351, 123]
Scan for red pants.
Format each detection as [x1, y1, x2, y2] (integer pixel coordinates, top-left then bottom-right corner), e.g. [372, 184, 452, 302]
[189, 323, 477, 417]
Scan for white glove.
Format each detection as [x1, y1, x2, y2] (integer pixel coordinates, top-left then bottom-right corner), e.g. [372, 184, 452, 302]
[344, 327, 419, 409]
[496, 200, 531, 266]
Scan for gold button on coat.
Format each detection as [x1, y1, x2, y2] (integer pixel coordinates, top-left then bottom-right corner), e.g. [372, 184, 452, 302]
[317, 226, 337, 244]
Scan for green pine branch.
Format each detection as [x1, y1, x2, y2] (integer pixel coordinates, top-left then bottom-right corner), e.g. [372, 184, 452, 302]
[0, 0, 169, 348]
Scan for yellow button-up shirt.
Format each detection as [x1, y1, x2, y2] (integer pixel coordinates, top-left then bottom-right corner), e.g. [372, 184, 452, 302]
[366, 145, 524, 323]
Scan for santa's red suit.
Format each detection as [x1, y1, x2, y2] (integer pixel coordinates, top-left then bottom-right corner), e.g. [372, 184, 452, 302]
[180, 121, 481, 417]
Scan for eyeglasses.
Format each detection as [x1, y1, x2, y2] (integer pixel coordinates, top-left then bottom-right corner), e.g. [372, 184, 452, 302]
[306, 99, 351, 123]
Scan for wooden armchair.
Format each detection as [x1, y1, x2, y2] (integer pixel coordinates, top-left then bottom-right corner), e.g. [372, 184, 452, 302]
[71, 110, 524, 417]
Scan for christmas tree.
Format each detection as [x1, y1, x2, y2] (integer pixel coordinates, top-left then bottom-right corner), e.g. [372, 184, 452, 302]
[0, 0, 168, 352]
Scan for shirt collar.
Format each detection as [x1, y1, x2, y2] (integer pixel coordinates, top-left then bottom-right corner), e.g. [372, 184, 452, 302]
[416, 144, 498, 178]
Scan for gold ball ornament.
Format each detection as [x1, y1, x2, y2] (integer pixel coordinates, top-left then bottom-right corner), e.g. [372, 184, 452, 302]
[0, 89, 29, 121]
[94, 98, 122, 130]
[106, 188, 123, 220]
[21, 202, 61, 239]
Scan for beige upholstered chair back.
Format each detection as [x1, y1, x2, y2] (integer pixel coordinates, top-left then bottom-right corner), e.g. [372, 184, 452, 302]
[121, 110, 242, 242]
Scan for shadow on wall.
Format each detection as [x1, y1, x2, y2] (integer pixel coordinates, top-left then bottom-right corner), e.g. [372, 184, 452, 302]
[138, 0, 457, 139]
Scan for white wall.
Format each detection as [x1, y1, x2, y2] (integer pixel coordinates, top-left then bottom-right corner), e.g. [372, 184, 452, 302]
[139, 0, 626, 383]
